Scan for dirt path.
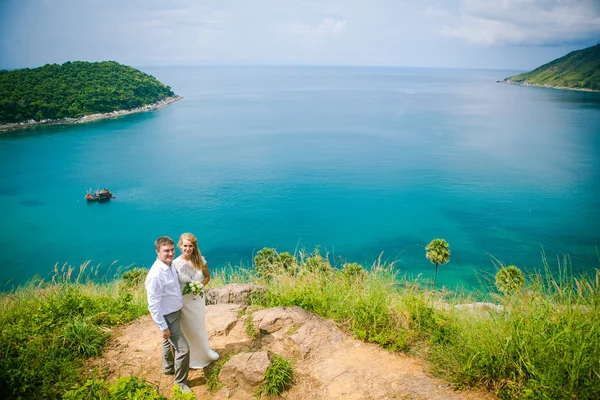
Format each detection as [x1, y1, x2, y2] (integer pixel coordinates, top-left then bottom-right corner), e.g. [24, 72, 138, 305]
[90, 304, 496, 400]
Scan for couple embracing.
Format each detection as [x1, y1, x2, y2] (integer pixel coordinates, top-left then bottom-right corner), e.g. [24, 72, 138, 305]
[145, 233, 219, 393]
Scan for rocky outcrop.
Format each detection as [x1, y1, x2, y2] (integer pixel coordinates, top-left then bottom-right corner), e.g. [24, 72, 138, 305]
[251, 306, 345, 360]
[453, 302, 504, 313]
[91, 285, 496, 400]
[434, 300, 505, 315]
[218, 351, 271, 397]
[205, 283, 265, 306]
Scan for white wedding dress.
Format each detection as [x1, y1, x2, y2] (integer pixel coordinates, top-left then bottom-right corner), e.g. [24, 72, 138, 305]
[173, 256, 219, 368]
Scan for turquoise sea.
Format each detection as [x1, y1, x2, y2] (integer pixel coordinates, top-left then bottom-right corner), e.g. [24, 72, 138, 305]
[1, 66, 599, 289]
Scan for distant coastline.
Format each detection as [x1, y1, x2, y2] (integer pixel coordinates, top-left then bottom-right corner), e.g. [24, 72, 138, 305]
[500, 80, 600, 93]
[0, 95, 182, 134]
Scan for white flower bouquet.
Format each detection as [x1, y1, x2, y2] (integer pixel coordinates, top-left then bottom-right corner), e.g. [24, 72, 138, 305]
[183, 280, 204, 300]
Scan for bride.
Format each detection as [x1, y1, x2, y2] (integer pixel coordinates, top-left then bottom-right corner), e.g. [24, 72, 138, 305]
[172, 232, 219, 368]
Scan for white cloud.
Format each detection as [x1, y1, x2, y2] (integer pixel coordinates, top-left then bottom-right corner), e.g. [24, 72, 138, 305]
[285, 18, 348, 37]
[0, 0, 595, 69]
[429, 0, 600, 46]
[138, 5, 227, 30]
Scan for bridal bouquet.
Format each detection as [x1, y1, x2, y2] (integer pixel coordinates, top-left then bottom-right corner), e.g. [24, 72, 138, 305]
[183, 280, 204, 300]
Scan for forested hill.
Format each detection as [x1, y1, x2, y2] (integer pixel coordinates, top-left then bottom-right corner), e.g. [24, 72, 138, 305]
[0, 61, 175, 124]
[503, 43, 600, 91]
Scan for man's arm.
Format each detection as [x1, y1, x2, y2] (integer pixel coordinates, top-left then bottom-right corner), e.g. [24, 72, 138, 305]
[145, 275, 169, 331]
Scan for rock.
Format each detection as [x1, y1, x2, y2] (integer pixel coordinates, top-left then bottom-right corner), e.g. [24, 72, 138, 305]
[205, 283, 265, 305]
[206, 304, 254, 353]
[0, 96, 182, 133]
[288, 317, 344, 359]
[253, 306, 309, 334]
[434, 300, 505, 315]
[252, 306, 344, 360]
[454, 302, 504, 313]
[206, 304, 245, 336]
[91, 285, 497, 400]
[219, 350, 271, 391]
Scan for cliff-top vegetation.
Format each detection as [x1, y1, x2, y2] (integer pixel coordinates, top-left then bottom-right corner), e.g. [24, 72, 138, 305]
[0, 61, 175, 124]
[1, 249, 599, 399]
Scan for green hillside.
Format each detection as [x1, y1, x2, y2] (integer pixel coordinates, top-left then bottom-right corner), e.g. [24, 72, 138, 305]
[504, 43, 600, 91]
[0, 61, 175, 124]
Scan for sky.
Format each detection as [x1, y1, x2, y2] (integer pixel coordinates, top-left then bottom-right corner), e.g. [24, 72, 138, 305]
[0, 0, 599, 71]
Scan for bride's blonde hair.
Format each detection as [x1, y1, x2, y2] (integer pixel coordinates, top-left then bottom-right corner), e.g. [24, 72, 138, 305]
[178, 233, 206, 270]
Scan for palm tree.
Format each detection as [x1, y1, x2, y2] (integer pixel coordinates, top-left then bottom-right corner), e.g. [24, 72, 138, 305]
[425, 238, 450, 287]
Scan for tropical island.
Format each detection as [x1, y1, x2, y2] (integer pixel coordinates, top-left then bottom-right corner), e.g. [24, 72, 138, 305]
[502, 43, 600, 91]
[0, 61, 180, 133]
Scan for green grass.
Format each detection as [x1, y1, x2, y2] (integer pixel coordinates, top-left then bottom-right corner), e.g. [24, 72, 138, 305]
[0, 260, 252, 399]
[253, 256, 425, 351]
[1, 249, 599, 399]
[260, 352, 293, 396]
[428, 260, 600, 399]
[206, 353, 234, 392]
[59, 319, 108, 357]
[250, 248, 600, 399]
[0, 263, 149, 399]
[63, 376, 166, 400]
[245, 314, 260, 338]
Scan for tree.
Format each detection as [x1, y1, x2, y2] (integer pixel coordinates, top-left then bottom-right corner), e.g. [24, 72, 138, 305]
[425, 238, 450, 287]
[495, 265, 525, 295]
[0, 61, 175, 124]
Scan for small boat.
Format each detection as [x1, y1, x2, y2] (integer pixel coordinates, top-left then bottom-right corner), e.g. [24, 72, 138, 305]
[85, 188, 114, 201]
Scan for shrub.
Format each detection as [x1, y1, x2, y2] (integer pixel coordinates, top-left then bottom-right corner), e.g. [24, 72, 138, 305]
[254, 248, 299, 278]
[495, 265, 525, 295]
[171, 383, 196, 400]
[299, 248, 332, 275]
[340, 262, 365, 280]
[108, 377, 165, 399]
[121, 268, 149, 288]
[63, 376, 166, 400]
[278, 252, 298, 275]
[62, 379, 109, 399]
[254, 248, 278, 277]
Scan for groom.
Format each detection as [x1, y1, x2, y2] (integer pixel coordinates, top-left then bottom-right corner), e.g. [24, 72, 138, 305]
[145, 236, 191, 393]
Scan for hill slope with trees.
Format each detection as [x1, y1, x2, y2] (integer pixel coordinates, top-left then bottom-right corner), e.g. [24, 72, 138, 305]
[0, 61, 175, 124]
[503, 43, 600, 91]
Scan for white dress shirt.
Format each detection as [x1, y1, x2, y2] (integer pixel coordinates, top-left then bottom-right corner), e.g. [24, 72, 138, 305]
[145, 258, 183, 331]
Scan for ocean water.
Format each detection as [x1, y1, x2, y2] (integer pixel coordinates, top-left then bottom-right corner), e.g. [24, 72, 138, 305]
[1, 66, 599, 290]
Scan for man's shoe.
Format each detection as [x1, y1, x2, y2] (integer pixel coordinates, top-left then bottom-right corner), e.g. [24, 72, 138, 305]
[177, 383, 192, 393]
[162, 369, 175, 375]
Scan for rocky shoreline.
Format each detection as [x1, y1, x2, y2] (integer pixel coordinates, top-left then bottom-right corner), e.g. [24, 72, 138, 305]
[500, 80, 600, 93]
[0, 95, 182, 134]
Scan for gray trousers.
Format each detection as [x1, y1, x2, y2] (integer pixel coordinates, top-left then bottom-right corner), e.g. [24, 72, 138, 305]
[162, 310, 190, 385]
